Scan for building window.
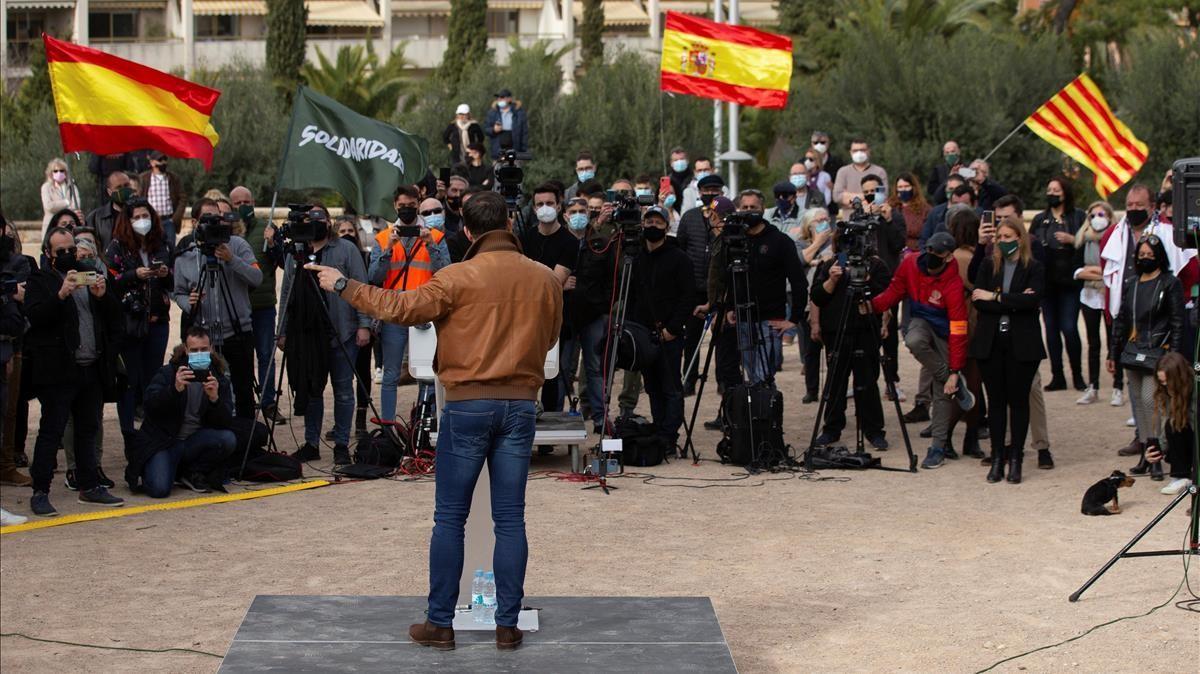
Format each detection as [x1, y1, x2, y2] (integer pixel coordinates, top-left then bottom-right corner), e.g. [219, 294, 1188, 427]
[90, 12, 138, 41]
[5, 11, 46, 63]
[306, 25, 376, 38]
[486, 10, 518, 36]
[197, 15, 239, 39]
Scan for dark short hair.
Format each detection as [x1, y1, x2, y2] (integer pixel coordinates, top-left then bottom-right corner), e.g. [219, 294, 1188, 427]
[946, 173, 966, 186]
[393, 185, 420, 202]
[464, 185, 489, 197]
[669, 146, 687, 156]
[577, 178, 604, 198]
[532, 182, 560, 202]
[466, 142, 486, 155]
[634, 173, 652, 185]
[185, 325, 211, 343]
[860, 173, 884, 188]
[462, 191, 509, 236]
[695, 156, 713, 166]
[994, 194, 1024, 213]
[952, 183, 976, 203]
[43, 226, 74, 251]
[191, 198, 218, 220]
[737, 189, 764, 208]
[576, 150, 594, 163]
[850, 137, 868, 146]
[1127, 182, 1154, 203]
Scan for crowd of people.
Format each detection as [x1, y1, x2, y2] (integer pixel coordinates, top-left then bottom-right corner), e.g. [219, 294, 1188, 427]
[0, 87, 1196, 527]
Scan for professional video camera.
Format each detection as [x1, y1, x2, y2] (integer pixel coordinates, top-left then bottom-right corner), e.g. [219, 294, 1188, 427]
[720, 210, 765, 261]
[835, 197, 881, 287]
[194, 212, 234, 252]
[611, 191, 648, 245]
[493, 149, 533, 207]
[277, 203, 328, 250]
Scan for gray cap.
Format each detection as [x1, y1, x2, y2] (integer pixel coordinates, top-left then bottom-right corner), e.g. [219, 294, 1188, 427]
[643, 206, 670, 222]
[926, 232, 957, 255]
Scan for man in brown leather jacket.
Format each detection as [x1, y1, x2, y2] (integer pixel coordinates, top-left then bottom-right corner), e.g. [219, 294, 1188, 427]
[307, 190, 561, 652]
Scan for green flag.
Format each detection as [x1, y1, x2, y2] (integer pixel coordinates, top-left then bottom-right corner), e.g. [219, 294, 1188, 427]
[278, 86, 428, 219]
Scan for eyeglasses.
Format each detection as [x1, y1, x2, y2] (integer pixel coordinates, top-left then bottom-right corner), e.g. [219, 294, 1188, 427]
[1140, 234, 1161, 246]
[52, 169, 66, 174]
[419, 207, 444, 216]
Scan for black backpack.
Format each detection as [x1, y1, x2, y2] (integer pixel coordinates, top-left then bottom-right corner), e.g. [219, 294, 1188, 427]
[354, 428, 405, 469]
[717, 383, 787, 467]
[614, 415, 669, 467]
[240, 452, 303, 482]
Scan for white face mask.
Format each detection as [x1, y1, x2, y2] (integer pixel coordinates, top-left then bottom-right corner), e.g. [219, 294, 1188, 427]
[851, 150, 869, 165]
[132, 218, 152, 235]
[812, 142, 828, 154]
[535, 205, 558, 224]
[360, 218, 374, 233]
[803, 158, 816, 170]
[1090, 215, 1110, 231]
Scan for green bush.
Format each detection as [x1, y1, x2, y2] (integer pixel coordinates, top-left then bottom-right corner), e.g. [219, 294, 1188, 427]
[0, 103, 95, 221]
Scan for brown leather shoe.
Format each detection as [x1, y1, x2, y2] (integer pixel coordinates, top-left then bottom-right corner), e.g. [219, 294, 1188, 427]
[496, 625, 523, 651]
[1118, 438, 1142, 457]
[409, 621, 454, 650]
[0, 466, 32, 487]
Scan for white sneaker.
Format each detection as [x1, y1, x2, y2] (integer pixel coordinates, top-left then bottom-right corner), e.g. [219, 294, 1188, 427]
[1125, 416, 1136, 427]
[1076, 385, 1098, 404]
[0, 507, 28, 527]
[1110, 389, 1124, 406]
[893, 385, 907, 402]
[373, 367, 383, 384]
[1161, 478, 1192, 495]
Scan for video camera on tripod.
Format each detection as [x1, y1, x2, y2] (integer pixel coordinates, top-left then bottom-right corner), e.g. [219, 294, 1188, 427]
[194, 211, 235, 272]
[276, 204, 328, 261]
[610, 190, 653, 247]
[493, 149, 533, 208]
[835, 197, 882, 288]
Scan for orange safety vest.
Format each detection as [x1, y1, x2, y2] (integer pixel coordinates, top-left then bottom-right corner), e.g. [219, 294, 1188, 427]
[374, 228, 445, 291]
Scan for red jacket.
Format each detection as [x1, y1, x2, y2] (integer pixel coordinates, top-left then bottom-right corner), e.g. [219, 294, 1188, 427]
[871, 253, 968, 371]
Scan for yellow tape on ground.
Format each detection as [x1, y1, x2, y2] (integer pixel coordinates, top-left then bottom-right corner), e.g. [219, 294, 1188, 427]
[0, 480, 329, 534]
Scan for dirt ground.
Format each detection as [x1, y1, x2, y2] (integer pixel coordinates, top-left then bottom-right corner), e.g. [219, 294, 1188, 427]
[2, 257, 1197, 672]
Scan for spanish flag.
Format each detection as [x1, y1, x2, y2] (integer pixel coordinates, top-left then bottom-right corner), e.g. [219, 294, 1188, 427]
[43, 35, 221, 169]
[1023, 74, 1148, 198]
[659, 12, 792, 109]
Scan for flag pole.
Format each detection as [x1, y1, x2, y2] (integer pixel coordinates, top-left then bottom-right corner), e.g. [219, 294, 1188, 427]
[266, 85, 303, 242]
[982, 121, 1026, 163]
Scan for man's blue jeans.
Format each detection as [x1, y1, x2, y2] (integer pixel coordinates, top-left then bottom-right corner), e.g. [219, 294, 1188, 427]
[142, 427, 236, 498]
[737, 320, 781, 386]
[251, 307, 277, 409]
[380, 322, 431, 422]
[303, 338, 358, 447]
[427, 399, 536, 628]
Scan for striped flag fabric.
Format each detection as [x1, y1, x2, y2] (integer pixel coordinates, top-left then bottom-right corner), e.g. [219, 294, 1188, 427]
[43, 35, 221, 169]
[1023, 74, 1148, 197]
[659, 12, 792, 109]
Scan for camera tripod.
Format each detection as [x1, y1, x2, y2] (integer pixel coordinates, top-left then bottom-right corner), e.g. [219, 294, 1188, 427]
[802, 272, 917, 473]
[1070, 343, 1200, 602]
[680, 236, 784, 473]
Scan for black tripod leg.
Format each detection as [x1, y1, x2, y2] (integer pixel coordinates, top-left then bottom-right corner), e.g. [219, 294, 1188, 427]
[682, 322, 720, 463]
[1069, 485, 1197, 602]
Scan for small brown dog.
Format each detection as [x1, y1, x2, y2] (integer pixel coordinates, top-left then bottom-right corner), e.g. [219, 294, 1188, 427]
[1081, 471, 1136, 516]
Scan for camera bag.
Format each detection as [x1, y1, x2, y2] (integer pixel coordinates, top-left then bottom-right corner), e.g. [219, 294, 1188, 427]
[240, 452, 303, 482]
[354, 428, 405, 469]
[614, 415, 668, 467]
[717, 382, 786, 467]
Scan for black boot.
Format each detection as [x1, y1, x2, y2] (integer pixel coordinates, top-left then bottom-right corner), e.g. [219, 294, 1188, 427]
[1006, 448, 1023, 484]
[962, 427, 985, 459]
[1150, 461, 1164, 481]
[987, 446, 1005, 483]
[1071, 370, 1087, 392]
[1129, 448, 1151, 475]
[1043, 375, 1067, 391]
[354, 407, 368, 439]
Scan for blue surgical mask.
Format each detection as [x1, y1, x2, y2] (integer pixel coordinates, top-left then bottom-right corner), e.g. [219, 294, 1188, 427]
[663, 194, 676, 208]
[695, 171, 711, 181]
[497, 100, 509, 109]
[815, 221, 831, 234]
[568, 213, 589, 231]
[635, 188, 652, 198]
[789, 174, 805, 188]
[577, 169, 595, 183]
[188, 351, 212, 371]
[672, 159, 689, 173]
[424, 214, 445, 231]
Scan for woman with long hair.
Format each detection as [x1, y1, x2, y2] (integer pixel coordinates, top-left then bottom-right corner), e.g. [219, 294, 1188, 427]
[887, 172, 931, 254]
[40, 158, 83, 236]
[794, 207, 834, 403]
[105, 198, 173, 441]
[1149, 352, 1195, 494]
[1029, 175, 1086, 391]
[971, 216, 1046, 484]
[799, 147, 834, 206]
[1073, 200, 1120, 405]
[945, 208, 985, 459]
[1109, 234, 1187, 481]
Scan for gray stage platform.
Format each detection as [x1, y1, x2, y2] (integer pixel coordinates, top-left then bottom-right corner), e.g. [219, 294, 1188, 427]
[219, 595, 737, 673]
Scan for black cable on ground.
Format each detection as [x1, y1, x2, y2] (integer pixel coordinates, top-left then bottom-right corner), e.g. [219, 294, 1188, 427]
[0, 632, 222, 658]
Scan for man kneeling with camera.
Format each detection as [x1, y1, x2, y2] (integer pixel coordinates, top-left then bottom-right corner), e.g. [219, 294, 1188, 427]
[127, 326, 236, 496]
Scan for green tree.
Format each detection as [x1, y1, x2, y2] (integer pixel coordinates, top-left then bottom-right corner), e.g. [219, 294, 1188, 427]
[302, 42, 413, 120]
[774, 0, 840, 74]
[441, 0, 489, 88]
[581, 0, 605, 70]
[4, 38, 55, 141]
[266, 0, 307, 101]
[838, 0, 1002, 38]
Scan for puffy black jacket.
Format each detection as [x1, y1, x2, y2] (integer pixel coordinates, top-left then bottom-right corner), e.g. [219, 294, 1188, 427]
[673, 206, 714, 298]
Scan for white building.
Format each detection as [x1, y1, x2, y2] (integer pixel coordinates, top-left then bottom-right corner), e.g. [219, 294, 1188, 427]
[2, 0, 779, 83]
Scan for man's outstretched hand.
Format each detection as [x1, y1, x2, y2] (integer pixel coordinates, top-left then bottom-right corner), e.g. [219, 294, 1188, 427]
[305, 263, 345, 293]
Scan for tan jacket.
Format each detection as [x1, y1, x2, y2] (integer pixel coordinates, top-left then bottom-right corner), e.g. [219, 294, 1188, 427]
[343, 230, 562, 402]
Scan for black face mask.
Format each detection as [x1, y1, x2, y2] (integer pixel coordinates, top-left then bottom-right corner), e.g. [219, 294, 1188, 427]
[397, 207, 418, 225]
[1135, 257, 1158, 274]
[0, 234, 14, 258]
[341, 234, 359, 246]
[924, 253, 946, 274]
[643, 226, 667, 243]
[312, 224, 329, 242]
[53, 247, 78, 274]
[1126, 208, 1149, 227]
[446, 196, 462, 210]
[1046, 194, 1063, 208]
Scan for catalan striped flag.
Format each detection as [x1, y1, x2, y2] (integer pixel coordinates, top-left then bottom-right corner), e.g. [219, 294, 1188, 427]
[1023, 74, 1148, 197]
[43, 35, 221, 169]
[659, 12, 792, 109]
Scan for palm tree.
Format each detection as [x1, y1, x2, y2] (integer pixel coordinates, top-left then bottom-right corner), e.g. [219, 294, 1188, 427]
[839, 0, 1001, 37]
[301, 41, 413, 120]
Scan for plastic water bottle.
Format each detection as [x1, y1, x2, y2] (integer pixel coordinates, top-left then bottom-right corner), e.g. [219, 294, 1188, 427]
[471, 569, 485, 623]
[481, 571, 497, 625]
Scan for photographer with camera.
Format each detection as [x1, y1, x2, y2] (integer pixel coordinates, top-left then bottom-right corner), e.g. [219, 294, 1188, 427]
[24, 226, 126, 516]
[105, 198, 172, 442]
[126, 326, 237, 496]
[809, 224, 893, 450]
[172, 198, 263, 419]
[278, 205, 371, 466]
[866, 231, 970, 469]
[369, 186, 449, 424]
[626, 206, 696, 451]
